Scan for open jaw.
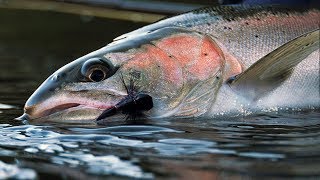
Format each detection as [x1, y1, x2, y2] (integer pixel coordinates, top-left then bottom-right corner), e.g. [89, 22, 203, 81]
[24, 96, 115, 121]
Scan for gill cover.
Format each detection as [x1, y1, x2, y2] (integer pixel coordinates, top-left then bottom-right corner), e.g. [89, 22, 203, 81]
[107, 27, 226, 118]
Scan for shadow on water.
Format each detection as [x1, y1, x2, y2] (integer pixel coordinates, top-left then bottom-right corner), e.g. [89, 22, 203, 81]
[0, 7, 320, 180]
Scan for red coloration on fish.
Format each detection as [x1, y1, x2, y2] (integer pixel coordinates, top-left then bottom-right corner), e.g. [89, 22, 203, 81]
[155, 34, 202, 67]
[123, 33, 226, 85]
[189, 35, 224, 80]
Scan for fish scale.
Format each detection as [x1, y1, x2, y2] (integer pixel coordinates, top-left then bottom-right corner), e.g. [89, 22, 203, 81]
[120, 5, 319, 67]
[118, 5, 319, 115]
[22, 5, 320, 121]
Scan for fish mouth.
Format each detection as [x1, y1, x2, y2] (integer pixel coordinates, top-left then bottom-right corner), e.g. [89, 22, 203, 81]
[24, 96, 115, 121]
[39, 103, 81, 117]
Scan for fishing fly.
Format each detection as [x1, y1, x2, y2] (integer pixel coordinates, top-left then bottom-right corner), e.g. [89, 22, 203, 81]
[96, 74, 153, 122]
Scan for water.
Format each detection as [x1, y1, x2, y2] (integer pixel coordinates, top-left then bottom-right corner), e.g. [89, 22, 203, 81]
[0, 8, 320, 180]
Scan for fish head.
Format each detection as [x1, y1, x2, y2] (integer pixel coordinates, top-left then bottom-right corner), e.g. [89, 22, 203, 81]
[23, 27, 226, 123]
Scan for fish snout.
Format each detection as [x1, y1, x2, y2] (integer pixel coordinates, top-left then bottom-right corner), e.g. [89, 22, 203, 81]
[24, 72, 66, 119]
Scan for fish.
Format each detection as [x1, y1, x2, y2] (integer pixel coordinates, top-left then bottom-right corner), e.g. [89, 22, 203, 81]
[21, 5, 320, 123]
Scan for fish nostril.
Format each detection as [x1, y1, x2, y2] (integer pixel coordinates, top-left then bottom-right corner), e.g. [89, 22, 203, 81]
[51, 74, 61, 82]
[51, 72, 67, 82]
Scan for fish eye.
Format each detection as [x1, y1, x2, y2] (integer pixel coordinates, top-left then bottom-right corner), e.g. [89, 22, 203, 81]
[88, 68, 106, 82]
[81, 58, 112, 82]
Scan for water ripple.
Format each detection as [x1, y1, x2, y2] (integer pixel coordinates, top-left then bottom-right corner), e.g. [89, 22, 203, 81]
[0, 111, 319, 178]
[0, 160, 37, 179]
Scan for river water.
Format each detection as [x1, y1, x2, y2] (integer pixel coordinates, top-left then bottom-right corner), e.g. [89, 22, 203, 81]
[0, 8, 319, 180]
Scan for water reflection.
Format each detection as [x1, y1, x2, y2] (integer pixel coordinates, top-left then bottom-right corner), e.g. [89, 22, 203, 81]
[0, 160, 37, 179]
[1, 111, 320, 179]
[0, 103, 15, 109]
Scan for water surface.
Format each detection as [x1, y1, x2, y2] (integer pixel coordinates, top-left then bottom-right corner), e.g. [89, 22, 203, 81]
[0, 8, 319, 179]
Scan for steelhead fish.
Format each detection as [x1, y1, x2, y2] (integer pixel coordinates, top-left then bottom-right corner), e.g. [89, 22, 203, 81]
[22, 5, 320, 123]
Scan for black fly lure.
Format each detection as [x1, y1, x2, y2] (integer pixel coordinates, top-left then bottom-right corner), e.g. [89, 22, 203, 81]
[96, 75, 153, 122]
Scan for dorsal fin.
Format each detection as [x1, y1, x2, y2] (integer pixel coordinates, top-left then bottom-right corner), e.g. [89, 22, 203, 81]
[229, 29, 319, 100]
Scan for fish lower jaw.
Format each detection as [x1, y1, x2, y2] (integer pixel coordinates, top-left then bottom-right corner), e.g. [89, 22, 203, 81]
[25, 101, 114, 120]
[35, 103, 81, 118]
[20, 104, 107, 123]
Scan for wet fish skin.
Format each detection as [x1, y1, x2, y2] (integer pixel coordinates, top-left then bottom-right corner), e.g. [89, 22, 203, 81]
[22, 5, 320, 122]
[117, 5, 320, 114]
[118, 5, 319, 67]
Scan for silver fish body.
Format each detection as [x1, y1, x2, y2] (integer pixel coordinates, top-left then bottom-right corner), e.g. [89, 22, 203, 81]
[22, 5, 320, 122]
[117, 5, 320, 116]
[119, 5, 319, 67]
